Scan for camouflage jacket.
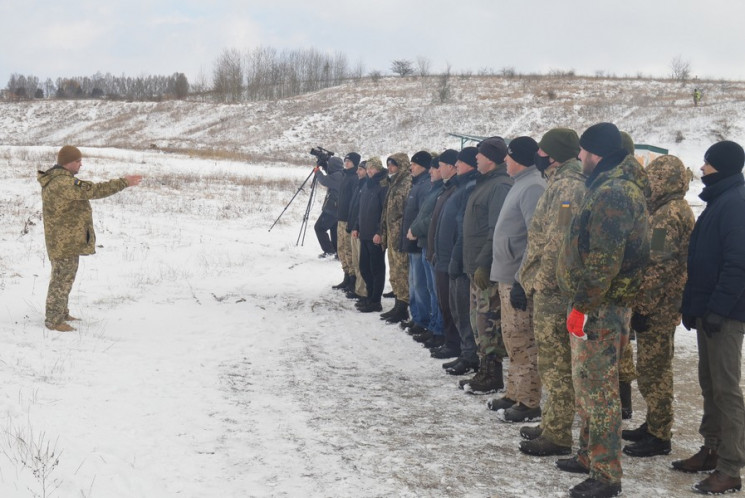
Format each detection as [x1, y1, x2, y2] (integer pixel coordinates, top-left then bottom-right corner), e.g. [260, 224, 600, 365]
[519, 159, 586, 300]
[379, 152, 411, 249]
[557, 151, 650, 313]
[633, 155, 695, 317]
[37, 165, 129, 260]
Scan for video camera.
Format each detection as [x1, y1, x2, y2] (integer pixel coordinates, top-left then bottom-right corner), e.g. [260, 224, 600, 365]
[310, 146, 335, 166]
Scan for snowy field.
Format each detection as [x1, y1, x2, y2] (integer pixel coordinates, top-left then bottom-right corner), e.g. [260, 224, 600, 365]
[0, 144, 727, 497]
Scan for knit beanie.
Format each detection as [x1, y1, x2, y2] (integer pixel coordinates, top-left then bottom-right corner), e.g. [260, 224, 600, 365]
[538, 128, 580, 163]
[478, 136, 508, 164]
[430, 155, 440, 169]
[439, 149, 459, 166]
[704, 141, 745, 177]
[507, 136, 539, 167]
[344, 152, 361, 167]
[579, 122, 622, 157]
[620, 132, 635, 156]
[411, 150, 433, 169]
[57, 145, 82, 166]
[457, 147, 478, 168]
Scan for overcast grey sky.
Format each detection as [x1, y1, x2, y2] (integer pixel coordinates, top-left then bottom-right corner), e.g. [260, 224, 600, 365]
[2, 0, 744, 88]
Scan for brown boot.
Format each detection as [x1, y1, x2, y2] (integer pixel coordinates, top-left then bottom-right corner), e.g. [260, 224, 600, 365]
[64, 313, 80, 321]
[46, 322, 76, 332]
[693, 470, 742, 494]
[672, 446, 718, 473]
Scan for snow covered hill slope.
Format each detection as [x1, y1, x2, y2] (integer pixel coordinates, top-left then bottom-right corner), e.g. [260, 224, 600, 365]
[1, 75, 743, 168]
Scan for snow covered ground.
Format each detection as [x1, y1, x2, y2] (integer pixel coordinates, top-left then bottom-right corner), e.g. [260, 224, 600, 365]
[0, 143, 724, 498]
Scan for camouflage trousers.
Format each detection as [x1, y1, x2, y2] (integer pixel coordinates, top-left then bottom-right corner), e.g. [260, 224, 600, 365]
[337, 221, 354, 274]
[350, 236, 367, 297]
[45, 256, 79, 327]
[572, 303, 631, 485]
[618, 342, 636, 383]
[387, 246, 409, 304]
[498, 282, 541, 408]
[468, 279, 505, 358]
[533, 292, 575, 447]
[634, 322, 676, 440]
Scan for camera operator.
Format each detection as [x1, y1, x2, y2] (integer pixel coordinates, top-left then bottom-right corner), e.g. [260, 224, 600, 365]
[313, 152, 343, 259]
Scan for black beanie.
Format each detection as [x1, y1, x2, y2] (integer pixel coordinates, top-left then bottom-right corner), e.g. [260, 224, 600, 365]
[705, 141, 745, 177]
[344, 152, 361, 167]
[439, 149, 458, 166]
[538, 128, 580, 163]
[507, 136, 539, 167]
[457, 147, 478, 168]
[579, 122, 622, 157]
[411, 150, 433, 169]
[478, 136, 508, 164]
[430, 155, 440, 169]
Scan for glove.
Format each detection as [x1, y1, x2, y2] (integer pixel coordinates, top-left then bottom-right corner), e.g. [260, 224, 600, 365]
[567, 308, 588, 340]
[510, 282, 527, 311]
[682, 314, 696, 331]
[702, 312, 725, 337]
[630, 312, 650, 333]
[473, 266, 491, 290]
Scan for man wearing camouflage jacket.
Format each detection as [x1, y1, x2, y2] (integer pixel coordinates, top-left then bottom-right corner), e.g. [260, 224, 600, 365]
[621, 155, 695, 458]
[38, 145, 142, 332]
[556, 123, 650, 498]
[517, 128, 586, 457]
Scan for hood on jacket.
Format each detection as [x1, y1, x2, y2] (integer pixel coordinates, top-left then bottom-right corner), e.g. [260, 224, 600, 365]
[327, 156, 344, 174]
[387, 152, 411, 173]
[37, 165, 70, 188]
[646, 155, 689, 211]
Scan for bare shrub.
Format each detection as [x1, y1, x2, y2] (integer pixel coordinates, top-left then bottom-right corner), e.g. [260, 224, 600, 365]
[670, 55, 691, 82]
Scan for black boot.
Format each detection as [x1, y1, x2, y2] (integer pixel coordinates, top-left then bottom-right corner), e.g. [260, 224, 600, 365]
[344, 275, 356, 293]
[379, 301, 398, 320]
[463, 355, 503, 394]
[384, 299, 409, 325]
[620, 381, 632, 420]
[332, 273, 350, 290]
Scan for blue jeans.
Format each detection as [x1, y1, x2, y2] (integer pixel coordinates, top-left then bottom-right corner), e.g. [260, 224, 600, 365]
[408, 253, 430, 328]
[422, 249, 443, 335]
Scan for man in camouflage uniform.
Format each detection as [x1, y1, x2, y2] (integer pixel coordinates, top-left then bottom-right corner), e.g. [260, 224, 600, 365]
[621, 156, 695, 458]
[556, 123, 650, 498]
[378, 153, 411, 324]
[38, 145, 142, 332]
[458, 137, 512, 393]
[517, 128, 586, 456]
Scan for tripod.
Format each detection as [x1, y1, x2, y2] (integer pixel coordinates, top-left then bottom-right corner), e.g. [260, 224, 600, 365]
[268, 167, 319, 247]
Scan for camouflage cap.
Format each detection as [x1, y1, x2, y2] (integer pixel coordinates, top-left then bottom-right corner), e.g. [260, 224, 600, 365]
[366, 156, 383, 171]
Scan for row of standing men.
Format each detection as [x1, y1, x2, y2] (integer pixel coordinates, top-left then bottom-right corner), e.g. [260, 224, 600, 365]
[313, 125, 745, 498]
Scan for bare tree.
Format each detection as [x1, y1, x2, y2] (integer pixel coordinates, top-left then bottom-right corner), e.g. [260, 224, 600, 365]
[415, 56, 431, 78]
[390, 59, 414, 77]
[213, 48, 244, 102]
[670, 55, 691, 82]
[434, 63, 452, 104]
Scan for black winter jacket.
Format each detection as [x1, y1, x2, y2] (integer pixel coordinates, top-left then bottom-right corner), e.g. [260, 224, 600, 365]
[347, 176, 366, 233]
[357, 170, 389, 241]
[337, 166, 359, 222]
[682, 173, 745, 322]
[411, 178, 445, 251]
[316, 160, 344, 216]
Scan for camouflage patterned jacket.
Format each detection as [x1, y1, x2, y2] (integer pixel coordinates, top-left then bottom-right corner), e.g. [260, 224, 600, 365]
[633, 155, 695, 319]
[557, 151, 650, 313]
[37, 165, 129, 260]
[519, 159, 586, 301]
[379, 152, 411, 249]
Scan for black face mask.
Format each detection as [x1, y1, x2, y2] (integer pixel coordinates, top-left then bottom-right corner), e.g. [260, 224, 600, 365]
[702, 172, 725, 186]
[534, 153, 552, 174]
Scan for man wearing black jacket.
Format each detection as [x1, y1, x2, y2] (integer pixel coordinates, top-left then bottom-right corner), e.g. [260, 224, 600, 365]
[314, 156, 343, 258]
[678, 140, 745, 495]
[332, 152, 361, 291]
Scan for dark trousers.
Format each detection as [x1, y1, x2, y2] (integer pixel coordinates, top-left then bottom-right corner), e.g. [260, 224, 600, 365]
[314, 212, 337, 254]
[436, 270, 460, 350]
[360, 240, 386, 303]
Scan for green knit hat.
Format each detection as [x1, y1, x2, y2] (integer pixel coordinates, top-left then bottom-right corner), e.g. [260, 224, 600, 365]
[538, 128, 580, 163]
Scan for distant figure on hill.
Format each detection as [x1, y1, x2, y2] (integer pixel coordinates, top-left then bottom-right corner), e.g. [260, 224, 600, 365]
[693, 88, 702, 107]
[37, 146, 143, 332]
